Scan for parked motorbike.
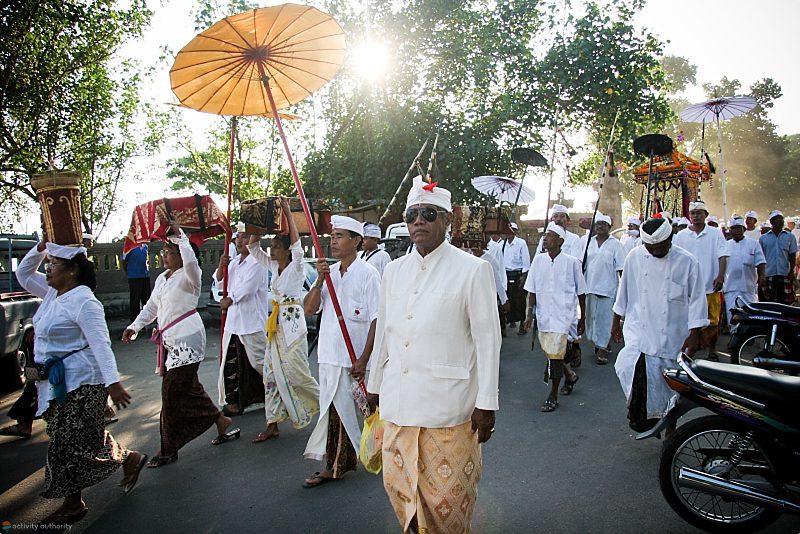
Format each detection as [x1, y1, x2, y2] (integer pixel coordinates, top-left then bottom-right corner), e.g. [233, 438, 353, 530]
[728, 297, 800, 368]
[638, 353, 800, 532]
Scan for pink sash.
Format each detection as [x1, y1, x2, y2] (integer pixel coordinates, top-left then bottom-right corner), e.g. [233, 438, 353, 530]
[150, 309, 198, 376]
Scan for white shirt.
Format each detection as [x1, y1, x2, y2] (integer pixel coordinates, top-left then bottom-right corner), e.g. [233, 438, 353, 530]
[129, 232, 206, 370]
[583, 236, 625, 297]
[220, 253, 269, 335]
[316, 258, 380, 368]
[673, 225, 729, 294]
[503, 236, 531, 272]
[613, 245, 709, 359]
[535, 229, 581, 259]
[622, 235, 641, 258]
[793, 228, 800, 247]
[524, 251, 586, 334]
[744, 228, 761, 241]
[359, 248, 392, 277]
[367, 242, 501, 428]
[724, 237, 766, 294]
[17, 247, 121, 416]
[476, 249, 508, 305]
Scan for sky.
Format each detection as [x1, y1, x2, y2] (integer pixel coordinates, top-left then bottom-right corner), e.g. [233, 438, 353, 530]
[17, 0, 799, 237]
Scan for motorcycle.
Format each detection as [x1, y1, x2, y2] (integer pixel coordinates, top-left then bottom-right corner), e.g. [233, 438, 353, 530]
[728, 297, 800, 369]
[638, 353, 800, 532]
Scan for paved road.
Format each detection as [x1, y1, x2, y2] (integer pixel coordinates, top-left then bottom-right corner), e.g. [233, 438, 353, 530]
[2, 324, 799, 533]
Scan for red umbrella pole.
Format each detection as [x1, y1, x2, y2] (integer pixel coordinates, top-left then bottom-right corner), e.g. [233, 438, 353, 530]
[219, 116, 238, 364]
[257, 67, 366, 398]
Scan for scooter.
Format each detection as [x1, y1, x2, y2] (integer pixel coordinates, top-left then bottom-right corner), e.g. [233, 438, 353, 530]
[638, 353, 800, 532]
[728, 297, 800, 368]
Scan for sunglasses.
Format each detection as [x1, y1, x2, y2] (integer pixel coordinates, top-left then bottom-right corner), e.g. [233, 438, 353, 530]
[404, 207, 446, 224]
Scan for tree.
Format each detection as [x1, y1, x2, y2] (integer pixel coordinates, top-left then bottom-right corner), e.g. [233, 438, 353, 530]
[0, 0, 153, 236]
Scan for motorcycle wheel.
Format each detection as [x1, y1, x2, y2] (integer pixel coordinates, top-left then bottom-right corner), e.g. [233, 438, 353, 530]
[659, 415, 782, 533]
[733, 334, 791, 368]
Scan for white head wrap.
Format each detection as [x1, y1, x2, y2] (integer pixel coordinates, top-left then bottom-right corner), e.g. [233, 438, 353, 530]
[707, 215, 719, 224]
[745, 210, 758, 219]
[769, 210, 784, 220]
[689, 201, 708, 213]
[46, 242, 87, 260]
[405, 175, 452, 212]
[363, 223, 381, 238]
[728, 217, 745, 228]
[761, 222, 771, 229]
[509, 222, 519, 231]
[594, 212, 612, 225]
[659, 211, 672, 221]
[640, 218, 672, 244]
[545, 222, 566, 239]
[551, 204, 569, 215]
[627, 217, 641, 227]
[331, 215, 364, 236]
[235, 221, 246, 233]
[82, 233, 93, 240]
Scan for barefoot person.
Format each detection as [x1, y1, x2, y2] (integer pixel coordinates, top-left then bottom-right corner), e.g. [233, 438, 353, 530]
[302, 215, 380, 487]
[247, 198, 320, 444]
[16, 240, 146, 523]
[524, 223, 586, 412]
[123, 219, 239, 468]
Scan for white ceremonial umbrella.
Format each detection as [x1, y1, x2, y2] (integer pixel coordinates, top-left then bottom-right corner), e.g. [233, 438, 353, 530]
[471, 175, 535, 204]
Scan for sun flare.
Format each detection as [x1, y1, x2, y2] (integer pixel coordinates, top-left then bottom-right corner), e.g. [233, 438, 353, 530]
[352, 40, 389, 82]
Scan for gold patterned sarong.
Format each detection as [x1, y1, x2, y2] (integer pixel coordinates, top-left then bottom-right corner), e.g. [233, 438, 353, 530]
[382, 421, 482, 533]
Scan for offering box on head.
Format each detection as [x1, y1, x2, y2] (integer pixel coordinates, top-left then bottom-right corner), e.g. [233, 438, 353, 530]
[31, 170, 83, 246]
[239, 197, 332, 236]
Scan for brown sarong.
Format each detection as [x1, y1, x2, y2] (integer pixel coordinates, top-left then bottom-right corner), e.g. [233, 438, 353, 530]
[160, 362, 220, 456]
[325, 405, 358, 478]
[382, 421, 482, 533]
[627, 354, 659, 433]
[42, 384, 129, 498]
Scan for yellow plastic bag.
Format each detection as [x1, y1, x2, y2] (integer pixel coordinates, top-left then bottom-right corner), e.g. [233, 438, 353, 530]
[359, 408, 386, 474]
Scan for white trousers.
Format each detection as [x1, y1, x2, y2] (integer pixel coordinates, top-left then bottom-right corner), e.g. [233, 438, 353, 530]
[303, 363, 362, 461]
[216, 329, 267, 406]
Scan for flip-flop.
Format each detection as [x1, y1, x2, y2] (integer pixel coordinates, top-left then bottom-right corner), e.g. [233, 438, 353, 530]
[0, 424, 32, 439]
[146, 452, 178, 468]
[540, 399, 558, 412]
[560, 375, 579, 395]
[252, 431, 279, 444]
[211, 427, 241, 445]
[121, 453, 148, 494]
[41, 506, 89, 524]
[302, 472, 340, 488]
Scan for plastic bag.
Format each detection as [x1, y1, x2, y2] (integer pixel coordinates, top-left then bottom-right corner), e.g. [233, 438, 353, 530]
[359, 408, 386, 474]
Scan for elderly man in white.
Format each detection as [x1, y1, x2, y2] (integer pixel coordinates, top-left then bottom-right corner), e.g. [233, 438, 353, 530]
[612, 217, 708, 433]
[359, 223, 392, 277]
[744, 210, 761, 240]
[215, 224, 270, 416]
[622, 216, 642, 257]
[367, 176, 500, 534]
[302, 215, 380, 488]
[723, 217, 766, 323]
[524, 222, 586, 412]
[580, 212, 625, 364]
[673, 201, 729, 361]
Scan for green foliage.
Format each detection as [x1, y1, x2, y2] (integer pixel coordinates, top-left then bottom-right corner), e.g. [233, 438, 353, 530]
[0, 0, 154, 235]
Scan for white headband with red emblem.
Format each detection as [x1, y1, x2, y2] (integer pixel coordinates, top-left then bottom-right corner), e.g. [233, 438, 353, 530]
[406, 175, 452, 212]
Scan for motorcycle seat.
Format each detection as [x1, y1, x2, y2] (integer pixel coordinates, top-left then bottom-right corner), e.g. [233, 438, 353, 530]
[691, 359, 800, 412]
[742, 301, 800, 318]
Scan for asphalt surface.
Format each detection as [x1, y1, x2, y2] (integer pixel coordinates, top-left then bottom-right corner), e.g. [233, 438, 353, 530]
[2, 323, 800, 533]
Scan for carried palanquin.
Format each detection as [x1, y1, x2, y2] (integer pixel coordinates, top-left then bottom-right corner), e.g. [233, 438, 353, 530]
[122, 194, 230, 254]
[631, 148, 713, 218]
[239, 197, 333, 236]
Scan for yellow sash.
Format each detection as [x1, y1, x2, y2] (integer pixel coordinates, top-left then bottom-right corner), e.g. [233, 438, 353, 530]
[266, 299, 302, 341]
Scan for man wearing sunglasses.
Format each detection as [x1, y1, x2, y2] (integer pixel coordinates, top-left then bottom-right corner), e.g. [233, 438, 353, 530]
[367, 176, 501, 534]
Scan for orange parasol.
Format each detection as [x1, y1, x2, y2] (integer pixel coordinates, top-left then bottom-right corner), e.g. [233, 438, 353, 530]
[169, 5, 369, 411]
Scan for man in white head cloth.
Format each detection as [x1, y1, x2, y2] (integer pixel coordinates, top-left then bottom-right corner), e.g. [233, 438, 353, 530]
[214, 222, 269, 416]
[367, 176, 500, 533]
[523, 222, 585, 412]
[612, 217, 707, 433]
[302, 215, 380, 487]
[502, 222, 531, 334]
[622, 216, 642, 258]
[724, 217, 766, 323]
[673, 201, 729, 361]
[359, 223, 392, 277]
[758, 210, 797, 305]
[744, 210, 760, 240]
[580, 212, 625, 364]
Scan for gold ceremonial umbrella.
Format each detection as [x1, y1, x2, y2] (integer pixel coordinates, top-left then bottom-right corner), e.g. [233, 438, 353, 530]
[169, 5, 367, 410]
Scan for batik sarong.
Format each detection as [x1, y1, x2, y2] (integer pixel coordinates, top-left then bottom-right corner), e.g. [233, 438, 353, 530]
[263, 328, 319, 428]
[160, 362, 220, 456]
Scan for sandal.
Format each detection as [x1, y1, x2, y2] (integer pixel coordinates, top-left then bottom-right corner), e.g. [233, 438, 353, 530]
[596, 351, 608, 365]
[560, 375, 579, 396]
[540, 398, 558, 412]
[41, 506, 89, 524]
[120, 452, 148, 494]
[302, 472, 340, 488]
[0, 424, 32, 439]
[146, 452, 178, 468]
[252, 431, 279, 444]
[211, 427, 241, 445]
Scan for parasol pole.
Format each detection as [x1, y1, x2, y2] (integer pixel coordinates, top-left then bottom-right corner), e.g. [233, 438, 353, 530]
[219, 116, 238, 364]
[378, 136, 431, 227]
[425, 132, 439, 183]
[257, 67, 368, 402]
[715, 113, 729, 221]
[696, 120, 705, 205]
